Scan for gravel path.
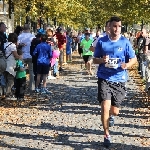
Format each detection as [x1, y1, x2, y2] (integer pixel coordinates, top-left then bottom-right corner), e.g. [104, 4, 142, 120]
[0, 54, 149, 150]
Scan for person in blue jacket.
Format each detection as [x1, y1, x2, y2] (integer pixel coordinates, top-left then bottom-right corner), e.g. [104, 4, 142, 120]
[33, 34, 52, 94]
[66, 31, 72, 62]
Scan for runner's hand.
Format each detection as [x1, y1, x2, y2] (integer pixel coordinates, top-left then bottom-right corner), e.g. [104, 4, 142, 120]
[121, 63, 129, 69]
[103, 55, 109, 63]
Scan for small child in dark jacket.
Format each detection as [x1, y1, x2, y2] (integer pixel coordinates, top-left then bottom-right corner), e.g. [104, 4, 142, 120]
[15, 49, 26, 100]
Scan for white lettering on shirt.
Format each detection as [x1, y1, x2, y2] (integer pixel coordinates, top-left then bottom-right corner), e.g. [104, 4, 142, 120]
[105, 58, 119, 69]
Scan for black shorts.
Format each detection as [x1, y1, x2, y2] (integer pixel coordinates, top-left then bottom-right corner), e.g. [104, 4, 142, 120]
[83, 55, 93, 63]
[97, 78, 126, 107]
[37, 64, 50, 74]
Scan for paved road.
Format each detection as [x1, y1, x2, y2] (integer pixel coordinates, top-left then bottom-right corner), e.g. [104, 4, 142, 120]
[0, 55, 149, 150]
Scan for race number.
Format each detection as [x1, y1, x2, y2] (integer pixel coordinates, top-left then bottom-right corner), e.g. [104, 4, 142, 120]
[105, 58, 119, 69]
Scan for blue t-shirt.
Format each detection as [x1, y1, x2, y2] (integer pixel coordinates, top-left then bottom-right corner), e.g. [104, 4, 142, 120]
[94, 35, 135, 82]
[66, 35, 72, 49]
[33, 42, 52, 65]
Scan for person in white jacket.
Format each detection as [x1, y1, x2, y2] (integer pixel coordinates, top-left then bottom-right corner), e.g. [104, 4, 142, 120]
[18, 24, 35, 94]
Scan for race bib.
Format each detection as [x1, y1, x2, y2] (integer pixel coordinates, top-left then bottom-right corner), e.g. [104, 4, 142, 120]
[105, 58, 119, 69]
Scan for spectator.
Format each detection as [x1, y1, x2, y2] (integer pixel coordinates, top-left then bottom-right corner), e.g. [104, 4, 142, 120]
[15, 49, 26, 100]
[77, 30, 83, 57]
[33, 34, 52, 94]
[30, 29, 44, 87]
[4, 33, 19, 100]
[46, 28, 58, 79]
[0, 22, 8, 97]
[14, 25, 23, 36]
[66, 31, 72, 62]
[54, 27, 66, 71]
[0, 22, 7, 53]
[129, 33, 135, 47]
[18, 24, 35, 94]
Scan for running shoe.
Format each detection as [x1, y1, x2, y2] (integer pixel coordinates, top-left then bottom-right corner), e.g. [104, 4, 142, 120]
[103, 135, 111, 148]
[41, 88, 52, 94]
[35, 88, 40, 93]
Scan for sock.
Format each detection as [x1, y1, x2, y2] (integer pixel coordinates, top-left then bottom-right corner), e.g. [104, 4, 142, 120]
[104, 134, 110, 138]
[110, 115, 114, 118]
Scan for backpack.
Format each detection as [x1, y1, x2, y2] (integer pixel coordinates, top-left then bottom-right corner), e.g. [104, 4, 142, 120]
[0, 33, 7, 54]
[0, 43, 13, 74]
[30, 38, 41, 56]
[30, 38, 41, 64]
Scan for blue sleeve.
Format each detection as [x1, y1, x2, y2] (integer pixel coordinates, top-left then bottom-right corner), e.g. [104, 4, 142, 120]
[94, 40, 102, 58]
[125, 41, 136, 63]
[33, 45, 40, 56]
[33, 45, 38, 56]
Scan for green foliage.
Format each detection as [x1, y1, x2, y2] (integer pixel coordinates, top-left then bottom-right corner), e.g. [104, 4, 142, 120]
[13, 0, 150, 29]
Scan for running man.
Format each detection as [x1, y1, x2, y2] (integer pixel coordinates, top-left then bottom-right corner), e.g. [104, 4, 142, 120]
[93, 16, 137, 147]
[80, 32, 93, 75]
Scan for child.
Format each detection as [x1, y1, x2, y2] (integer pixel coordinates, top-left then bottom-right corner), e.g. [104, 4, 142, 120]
[46, 29, 58, 79]
[15, 49, 26, 100]
[51, 48, 60, 78]
[33, 34, 52, 94]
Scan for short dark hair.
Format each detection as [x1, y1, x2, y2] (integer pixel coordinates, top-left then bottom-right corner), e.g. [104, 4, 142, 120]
[130, 33, 133, 37]
[109, 16, 121, 23]
[17, 49, 23, 55]
[36, 33, 42, 38]
[14, 25, 23, 36]
[8, 33, 18, 43]
[105, 20, 110, 27]
[41, 34, 47, 42]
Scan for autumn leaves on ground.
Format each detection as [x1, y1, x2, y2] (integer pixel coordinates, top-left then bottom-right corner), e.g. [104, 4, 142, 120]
[127, 62, 149, 147]
[0, 52, 149, 149]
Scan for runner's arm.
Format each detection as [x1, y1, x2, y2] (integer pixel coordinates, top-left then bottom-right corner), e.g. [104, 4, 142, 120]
[122, 42, 137, 69]
[93, 57, 104, 64]
[126, 57, 137, 68]
[121, 57, 137, 69]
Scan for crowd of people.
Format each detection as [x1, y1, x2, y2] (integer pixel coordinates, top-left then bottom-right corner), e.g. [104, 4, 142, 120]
[0, 22, 107, 102]
[0, 23, 79, 100]
[0, 15, 150, 148]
